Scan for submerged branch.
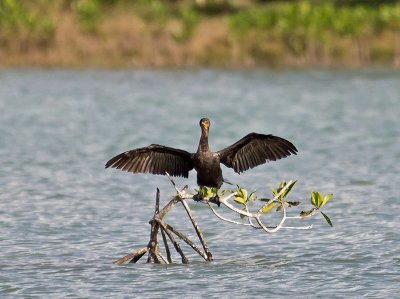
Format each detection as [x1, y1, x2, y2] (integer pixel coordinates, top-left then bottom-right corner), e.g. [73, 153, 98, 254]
[164, 222, 208, 261]
[114, 247, 148, 265]
[157, 252, 169, 264]
[179, 198, 213, 261]
[159, 223, 189, 264]
[160, 228, 172, 264]
[147, 188, 161, 263]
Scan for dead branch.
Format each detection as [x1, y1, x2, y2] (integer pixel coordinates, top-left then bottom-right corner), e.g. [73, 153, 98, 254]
[159, 223, 189, 264]
[114, 247, 148, 265]
[164, 222, 208, 260]
[160, 228, 172, 263]
[179, 198, 213, 261]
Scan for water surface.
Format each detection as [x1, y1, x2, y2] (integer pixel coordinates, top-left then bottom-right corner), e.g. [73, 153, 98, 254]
[0, 69, 399, 297]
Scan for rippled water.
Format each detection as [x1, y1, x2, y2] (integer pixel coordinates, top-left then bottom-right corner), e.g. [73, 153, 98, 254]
[0, 69, 399, 297]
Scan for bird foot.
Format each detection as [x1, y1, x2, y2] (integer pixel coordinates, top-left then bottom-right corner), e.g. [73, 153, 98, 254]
[193, 193, 203, 202]
[193, 193, 220, 207]
[209, 195, 221, 207]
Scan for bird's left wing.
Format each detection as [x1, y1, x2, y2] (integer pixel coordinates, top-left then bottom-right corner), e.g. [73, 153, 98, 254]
[105, 144, 194, 178]
[217, 133, 297, 174]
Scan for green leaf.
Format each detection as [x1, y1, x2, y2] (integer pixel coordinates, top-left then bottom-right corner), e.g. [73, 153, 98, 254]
[234, 196, 246, 205]
[320, 193, 333, 208]
[321, 211, 333, 227]
[234, 187, 245, 204]
[200, 186, 208, 197]
[272, 181, 285, 197]
[258, 198, 272, 202]
[199, 186, 220, 198]
[281, 180, 297, 198]
[311, 191, 318, 206]
[317, 192, 324, 207]
[273, 180, 297, 199]
[279, 181, 286, 189]
[261, 202, 277, 214]
[211, 187, 218, 194]
[285, 201, 301, 207]
[241, 188, 248, 200]
[311, 192, 333, 208]
[300, 208, 315, 218]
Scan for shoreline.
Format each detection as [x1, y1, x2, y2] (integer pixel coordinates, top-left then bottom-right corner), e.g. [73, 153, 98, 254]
[1, 1, 400, 69]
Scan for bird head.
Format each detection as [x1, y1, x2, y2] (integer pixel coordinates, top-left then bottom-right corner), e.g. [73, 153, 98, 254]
[199, 118, 210, 131]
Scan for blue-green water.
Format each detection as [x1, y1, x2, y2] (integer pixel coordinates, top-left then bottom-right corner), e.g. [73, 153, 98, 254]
[0, 69, 399, 298]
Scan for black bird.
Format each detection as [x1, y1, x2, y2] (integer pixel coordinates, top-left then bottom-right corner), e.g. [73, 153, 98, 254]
[106, 118, 297, 191]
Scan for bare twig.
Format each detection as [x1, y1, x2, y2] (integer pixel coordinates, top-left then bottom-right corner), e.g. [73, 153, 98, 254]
[165, 173, 213, 261]
[147, 189, 162, 263]
[160, 228, 172, 263]
[245, 205, 260, 229]
[114, 247, 148, 265]
[179, 198, 213, 261]
[146, 220, 160, 263]
[164, 222, 208, 261]
[281, 225, 313, 230]
[166, 172, 187, 198]
[157, 195, 180, 219]
[159, 223, 189, 264]
[207, 201, 256, 227]
[154, 187, 160, 214]
[215, 180, 314, 234]
[157, 252, 169, 264]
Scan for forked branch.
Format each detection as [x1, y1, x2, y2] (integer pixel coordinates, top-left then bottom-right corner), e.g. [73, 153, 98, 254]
[115, 175, 332, 264]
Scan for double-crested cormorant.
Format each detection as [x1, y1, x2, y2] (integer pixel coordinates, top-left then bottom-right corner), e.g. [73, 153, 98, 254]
[106, 118, 297, 190]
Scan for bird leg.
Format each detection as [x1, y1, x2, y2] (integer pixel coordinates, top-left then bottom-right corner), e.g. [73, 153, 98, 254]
[193, 189, 220, 207]
[192, 193, 203, 202]
[209, 194, 220, 207]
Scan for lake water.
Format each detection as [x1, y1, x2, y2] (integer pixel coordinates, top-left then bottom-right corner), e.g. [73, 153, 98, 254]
[0, 69, 399, 298]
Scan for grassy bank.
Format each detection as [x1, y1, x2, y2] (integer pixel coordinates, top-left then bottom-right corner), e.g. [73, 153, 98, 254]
[1, 0, 400, 68]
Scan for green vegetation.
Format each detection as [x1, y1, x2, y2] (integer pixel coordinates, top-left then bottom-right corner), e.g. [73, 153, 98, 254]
[0, 0, 55, 48]
[71, 0, 103, 33]
[1, 0, 400, 67]
[229, 1, 400, 56]
[199, 180, 333, 227]
[230, 180, 334, 227]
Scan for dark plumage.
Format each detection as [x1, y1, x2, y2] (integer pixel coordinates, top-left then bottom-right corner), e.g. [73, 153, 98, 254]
[106, 118, 297, 189]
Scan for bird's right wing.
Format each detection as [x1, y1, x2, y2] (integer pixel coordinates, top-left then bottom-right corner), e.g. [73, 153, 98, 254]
[217, 133, 297, 174]
[105, 144, 194, 178]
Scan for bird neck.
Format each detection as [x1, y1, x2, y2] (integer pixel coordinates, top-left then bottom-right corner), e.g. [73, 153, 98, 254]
[198, 128, 210, 153]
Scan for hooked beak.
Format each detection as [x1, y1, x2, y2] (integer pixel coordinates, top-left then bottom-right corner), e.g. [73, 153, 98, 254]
[201, 121, 209, 130]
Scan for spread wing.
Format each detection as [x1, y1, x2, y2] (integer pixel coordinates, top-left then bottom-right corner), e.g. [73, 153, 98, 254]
[217, 133, 297, 174]
[105, 144, 194, 178]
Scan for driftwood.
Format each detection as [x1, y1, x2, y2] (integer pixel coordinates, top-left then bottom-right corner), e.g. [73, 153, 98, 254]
[115, 180, 213, 265]
[114, 174, 330, 264]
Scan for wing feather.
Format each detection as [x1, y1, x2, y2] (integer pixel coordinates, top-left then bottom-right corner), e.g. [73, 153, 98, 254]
[105, 144, 194, 178]
[217, 133, 297, 174]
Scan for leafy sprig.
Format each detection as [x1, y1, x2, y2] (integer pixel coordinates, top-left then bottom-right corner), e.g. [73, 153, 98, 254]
[199, 180, 333, 227]
[300, 192, 333, 226]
